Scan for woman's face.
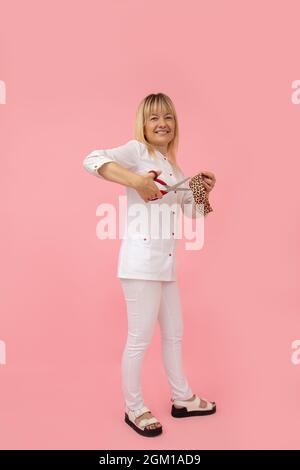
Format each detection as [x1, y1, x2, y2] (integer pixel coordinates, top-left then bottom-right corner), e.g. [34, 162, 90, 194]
[144, 108, 175, 150]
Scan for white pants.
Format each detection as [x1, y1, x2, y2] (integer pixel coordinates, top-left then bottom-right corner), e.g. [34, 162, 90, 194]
[120, 278, 193, 410]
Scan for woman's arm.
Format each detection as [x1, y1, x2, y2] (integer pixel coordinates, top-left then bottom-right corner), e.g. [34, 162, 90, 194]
[95, 161, 142, 189]
[83, 139, 139, 180]
[83, 139, 163, 202]
[96, 162, 163, 202]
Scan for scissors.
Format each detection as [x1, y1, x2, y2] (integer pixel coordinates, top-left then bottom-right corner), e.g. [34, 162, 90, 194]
[148, 170, 192, 200]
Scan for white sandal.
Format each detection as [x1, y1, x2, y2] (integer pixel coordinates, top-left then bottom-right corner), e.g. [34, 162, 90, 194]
[171, 394, 216, 418]
[124, 405, 163, 437]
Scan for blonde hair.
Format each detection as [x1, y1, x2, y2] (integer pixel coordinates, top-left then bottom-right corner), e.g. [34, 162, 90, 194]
[133, 93, 183, 176]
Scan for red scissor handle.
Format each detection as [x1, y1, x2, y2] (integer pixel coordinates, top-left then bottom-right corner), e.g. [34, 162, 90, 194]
[147, 170, 163, 180]
[147, 170, 168, 199]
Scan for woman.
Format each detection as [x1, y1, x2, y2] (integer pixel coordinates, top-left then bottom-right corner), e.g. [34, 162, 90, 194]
[83, 93, 216, 438]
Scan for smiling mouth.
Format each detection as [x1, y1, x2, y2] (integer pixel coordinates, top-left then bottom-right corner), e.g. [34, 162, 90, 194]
[155, 131, 169, 134]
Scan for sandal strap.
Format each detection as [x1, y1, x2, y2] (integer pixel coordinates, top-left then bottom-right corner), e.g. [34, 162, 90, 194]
[126, 405, 150, 418]
[138, 416, 158, 429]
[172, 394, 215, 411]
[126, 405, 159, 431]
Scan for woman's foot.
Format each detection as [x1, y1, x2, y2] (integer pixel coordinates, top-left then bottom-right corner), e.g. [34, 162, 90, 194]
[173, 394, 209, 409]
[125, 405, 163, 437]
[171, 394, 216, 418]
[135, 411, 162, 430]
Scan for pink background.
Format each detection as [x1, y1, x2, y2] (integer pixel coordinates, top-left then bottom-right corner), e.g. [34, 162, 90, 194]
[1, 0, 300, 450]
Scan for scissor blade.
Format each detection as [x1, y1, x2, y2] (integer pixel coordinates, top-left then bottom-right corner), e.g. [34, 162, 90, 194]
[167, 177, 190, 191]
[171, 188, 192, 191]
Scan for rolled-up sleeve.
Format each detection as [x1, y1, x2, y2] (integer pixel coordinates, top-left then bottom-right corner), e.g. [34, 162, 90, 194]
[83, 139, 139, 179]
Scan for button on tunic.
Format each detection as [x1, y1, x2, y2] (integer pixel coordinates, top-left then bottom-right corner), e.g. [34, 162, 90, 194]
[83, 139, 198, 281]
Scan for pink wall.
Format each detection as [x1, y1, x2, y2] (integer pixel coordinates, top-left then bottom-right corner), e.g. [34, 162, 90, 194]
[0, 0, 300, 449]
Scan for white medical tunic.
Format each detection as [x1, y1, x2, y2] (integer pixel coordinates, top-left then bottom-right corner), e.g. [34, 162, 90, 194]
[83, 139, 198, 281]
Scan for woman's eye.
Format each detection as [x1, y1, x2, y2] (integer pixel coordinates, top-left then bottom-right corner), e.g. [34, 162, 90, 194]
[150, 116, 173, 120]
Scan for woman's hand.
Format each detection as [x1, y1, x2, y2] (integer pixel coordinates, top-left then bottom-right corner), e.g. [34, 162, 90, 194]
[201, 171, 216, 194]
[133, 171, 163, 203]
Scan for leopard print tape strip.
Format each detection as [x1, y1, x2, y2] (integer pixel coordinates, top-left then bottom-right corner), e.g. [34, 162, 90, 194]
[189, 173, 213, 216]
